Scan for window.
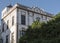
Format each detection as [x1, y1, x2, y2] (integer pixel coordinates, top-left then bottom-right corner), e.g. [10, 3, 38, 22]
[41, 15, 43, 20]
[7, 20, 9, 29]
[2, 23, 4, 32]
[11, 33, 14, 43]
[20, 30, 25, 37]
[45, 16, 47, 20]
[20, 31, 22, 37]
[21, 15, 26, 25]
[12, 16, 14, 26]
[22, 28, 25, 36]
[6, 35, 9, 43]
[20, 28, 25, 37]
[0, 38, 3, 43]
[36, 17, 40, 21]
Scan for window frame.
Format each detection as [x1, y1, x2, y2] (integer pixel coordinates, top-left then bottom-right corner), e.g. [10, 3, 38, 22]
[36, 17, 40, 21]
[7, 20, 9, 29]
[2, 23, 4, 32]
[20, 28, 26, 37]
[6, 35, 9, 43]
[12, 16, 14, 26]
[21, 14, 26, 25]
[11, 32, 14, 43]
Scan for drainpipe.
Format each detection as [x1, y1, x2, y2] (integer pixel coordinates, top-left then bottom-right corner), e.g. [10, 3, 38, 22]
[16, 8, 18, 43]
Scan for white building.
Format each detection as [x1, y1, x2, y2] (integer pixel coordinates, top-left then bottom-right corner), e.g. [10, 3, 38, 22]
[1, 3, 53, 43]
[0, 25, 2, 43]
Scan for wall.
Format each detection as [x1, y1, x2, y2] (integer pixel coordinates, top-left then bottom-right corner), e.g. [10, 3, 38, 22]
[1, 8, 17, 43]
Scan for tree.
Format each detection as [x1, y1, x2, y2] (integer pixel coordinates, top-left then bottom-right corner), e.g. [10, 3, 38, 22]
[19, 13, 60, 43]
[31, 21, 42, 29]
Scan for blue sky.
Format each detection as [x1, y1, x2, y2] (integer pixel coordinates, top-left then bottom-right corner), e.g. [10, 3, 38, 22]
[0, 0, 60, 20]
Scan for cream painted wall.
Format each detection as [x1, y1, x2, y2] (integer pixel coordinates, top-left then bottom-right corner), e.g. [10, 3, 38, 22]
[1, 8, 17, 43]
[17, 8, 52, 41]
[1, 3, 53, 43]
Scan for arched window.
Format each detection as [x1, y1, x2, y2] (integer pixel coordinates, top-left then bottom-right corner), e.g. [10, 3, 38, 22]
[36, 17, 40, 21]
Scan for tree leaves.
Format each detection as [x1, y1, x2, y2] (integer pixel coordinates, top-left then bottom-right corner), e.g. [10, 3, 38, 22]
[19, 13, 60, 43]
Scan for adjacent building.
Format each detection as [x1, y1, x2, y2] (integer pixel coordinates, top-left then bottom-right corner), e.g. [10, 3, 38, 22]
[0, 25, 2, 43]
[1, 3, 53, 43]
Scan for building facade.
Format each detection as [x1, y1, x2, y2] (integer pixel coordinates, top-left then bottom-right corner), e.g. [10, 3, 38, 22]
[1, 3, 53, 43]
[0, 25, 2, 43]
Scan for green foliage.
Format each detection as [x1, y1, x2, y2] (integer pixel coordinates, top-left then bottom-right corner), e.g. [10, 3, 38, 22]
[19, 13, 60, 43]
[31, 21, 42, 29]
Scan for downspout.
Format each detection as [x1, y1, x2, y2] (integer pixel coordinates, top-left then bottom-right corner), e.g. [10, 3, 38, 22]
[16, 8, 18, 43]
[28, 11, 29, 26]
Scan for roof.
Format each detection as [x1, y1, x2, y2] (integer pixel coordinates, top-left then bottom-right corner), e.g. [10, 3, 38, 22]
[7, 4, 12, 8]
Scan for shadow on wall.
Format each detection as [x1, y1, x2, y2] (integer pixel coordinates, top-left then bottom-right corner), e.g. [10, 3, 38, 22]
[1, 19, 11, 43]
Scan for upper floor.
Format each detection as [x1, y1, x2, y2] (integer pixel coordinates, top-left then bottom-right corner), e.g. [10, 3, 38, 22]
[1, 3, 53, 33]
